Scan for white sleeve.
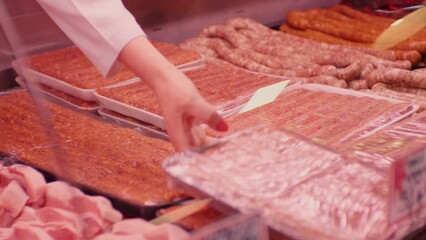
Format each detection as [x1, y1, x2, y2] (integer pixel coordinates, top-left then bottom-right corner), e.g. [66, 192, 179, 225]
[36, 0, 146, 77]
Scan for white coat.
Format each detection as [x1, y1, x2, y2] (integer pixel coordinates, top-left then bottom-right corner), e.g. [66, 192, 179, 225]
[35, 0, 146, 78]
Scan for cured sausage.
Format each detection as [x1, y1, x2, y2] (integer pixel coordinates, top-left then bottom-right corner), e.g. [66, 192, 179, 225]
[331, 5, 394, 26]
[348, 79, 368, 90]
[373, 82, 426, 98]
[286, 10, 378, 43]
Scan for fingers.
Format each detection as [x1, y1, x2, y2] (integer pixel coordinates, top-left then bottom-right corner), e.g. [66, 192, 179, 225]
[166, 114, 207, 152]
[190, 125, 206, 147]
[166, 114, 192, 152]
[190, 99, 229, 132]
[208, 113, 228, 132]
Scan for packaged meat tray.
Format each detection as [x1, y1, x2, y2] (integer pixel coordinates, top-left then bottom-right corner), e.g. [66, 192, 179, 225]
[163, 125, 424, 240]
[11, 58, 136, 102]
[95, 63, 294, 129]
[340, 111, 426, 168]
[339, 111, 426, 225]
[163, 125, 394, 239]
[209, 84, 418, 147]
[98, 108, 168, 141]
[12, 42, 203, 101]
[0, 90, 185, 214]
[15, 76, 100, 113]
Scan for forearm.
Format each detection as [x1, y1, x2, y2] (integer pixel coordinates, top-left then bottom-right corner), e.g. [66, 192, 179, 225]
[118, 36, 185, 93]
[36, 0, 145, 77]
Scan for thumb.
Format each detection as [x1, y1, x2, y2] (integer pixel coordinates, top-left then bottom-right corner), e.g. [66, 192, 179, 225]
[190, 99, 229, 132]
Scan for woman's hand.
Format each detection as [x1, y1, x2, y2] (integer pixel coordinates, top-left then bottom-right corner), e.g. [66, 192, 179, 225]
[119, 36, 228, 151]
[153, 69, 228, 151]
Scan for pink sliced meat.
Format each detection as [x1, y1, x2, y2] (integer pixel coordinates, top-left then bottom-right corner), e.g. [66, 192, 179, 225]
[44, 181, 84, 210]
[44, 181, 122, 239]
[73, 196, 123, 224]
[15, 207, 84, 240]
[69, 196, 122, 238]
[0, 228, 14, 239]
[0, 180, 28, 227]
[0, 165, 46, 207]
[93, 234, 147, 240]
[9, 226, 54, 240]
[11, 207, 37, 223]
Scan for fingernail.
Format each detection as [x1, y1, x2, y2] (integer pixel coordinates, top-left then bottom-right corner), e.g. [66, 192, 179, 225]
[216, 118, 229, 131]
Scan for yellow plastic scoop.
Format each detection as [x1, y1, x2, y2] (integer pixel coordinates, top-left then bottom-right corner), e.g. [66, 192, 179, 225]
[372, 7, 426, 50]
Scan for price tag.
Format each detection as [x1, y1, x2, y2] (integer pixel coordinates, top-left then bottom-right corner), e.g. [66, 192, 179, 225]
[191, 211, 267, 240]
[390, 148, 426, 223]
[239, 80, 290, 114]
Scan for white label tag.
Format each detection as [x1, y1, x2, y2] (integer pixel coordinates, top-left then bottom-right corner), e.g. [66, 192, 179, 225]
[239, 80, 290, 114]
[390, 149, 426, 223]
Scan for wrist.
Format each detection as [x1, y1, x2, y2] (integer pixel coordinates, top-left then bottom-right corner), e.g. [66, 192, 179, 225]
[148, 66, 183, 94]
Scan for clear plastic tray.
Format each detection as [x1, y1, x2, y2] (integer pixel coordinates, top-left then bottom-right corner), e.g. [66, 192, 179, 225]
[221, 84, 419, 146]
[188, 210, 269, 240]
[163, 125, 421, 240]
[12, 60, 139, 102]
[98, 108, 169, 141]
[15, 76, 100, 113]
[340, 111, 426, 165]
[162, 126, 355, 239]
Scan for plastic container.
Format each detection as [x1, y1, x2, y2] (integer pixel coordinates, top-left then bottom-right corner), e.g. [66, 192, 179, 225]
[163, 125, 423, 240]
[94, 90, 167, 130]
[98, 108, 169, 141]
[13, 60, 105, 101]
[337, 110, 426, 171]
[15, 76, 100, 113]
[215, 84, 419, 147]
[187, 210, 269, 240]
